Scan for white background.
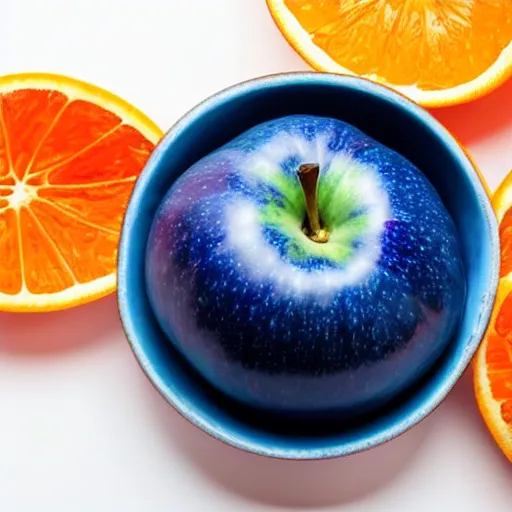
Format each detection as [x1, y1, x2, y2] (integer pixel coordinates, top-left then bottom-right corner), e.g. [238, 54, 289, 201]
[2, 1, 512, 510]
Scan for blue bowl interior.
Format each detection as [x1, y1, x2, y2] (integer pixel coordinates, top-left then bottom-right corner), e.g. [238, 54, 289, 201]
[117, 73, 498, 459]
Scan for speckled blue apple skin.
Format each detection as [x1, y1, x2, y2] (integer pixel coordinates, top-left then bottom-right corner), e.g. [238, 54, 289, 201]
[119, 73, 499, 459]
[145, 114, 466, 417]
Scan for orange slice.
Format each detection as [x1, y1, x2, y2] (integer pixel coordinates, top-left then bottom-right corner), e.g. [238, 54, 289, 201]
[0, 73, 162, 312]
[474, 170, 512, 462]
[266, 0, 512, 107]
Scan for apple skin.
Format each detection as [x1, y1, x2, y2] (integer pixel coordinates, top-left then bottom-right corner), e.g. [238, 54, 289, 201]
[145, 115, 466, 418]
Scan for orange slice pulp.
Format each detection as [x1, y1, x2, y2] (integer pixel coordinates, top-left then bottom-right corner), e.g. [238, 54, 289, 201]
[266, 0, 512, 107]
[0, 73, 162, 312]
[474, 170, 512, 462]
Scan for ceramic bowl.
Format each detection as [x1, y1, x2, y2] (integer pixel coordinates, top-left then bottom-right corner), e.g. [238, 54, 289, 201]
[117, 72, 499, 460]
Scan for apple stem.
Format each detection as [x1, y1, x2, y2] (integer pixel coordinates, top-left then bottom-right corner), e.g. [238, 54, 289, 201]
[297, 163, 329, 244]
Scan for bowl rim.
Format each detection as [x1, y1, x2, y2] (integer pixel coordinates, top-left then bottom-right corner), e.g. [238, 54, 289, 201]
[117, 71, 500, 460]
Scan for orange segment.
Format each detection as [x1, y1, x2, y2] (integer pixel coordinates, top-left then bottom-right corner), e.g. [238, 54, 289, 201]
[499, 207, 512, 278]
[0, 72, 162, 312]
[0, 107, 9, 178]
[30, 199, 118, 285]
[29, 99, 122, 174]
[19, 206, 75, 294]
[474, 170, 512, 462]
[0, 175, 15, 186]
[37, 182, 132, 232]
[42, 124, 154, 185]
[0, 208, 22, 295]
[267, 0, 512, 107]
[1, 90, 68, 180]
[495, 291, 512, 339]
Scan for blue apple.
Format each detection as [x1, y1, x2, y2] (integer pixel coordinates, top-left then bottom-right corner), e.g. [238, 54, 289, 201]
[145, 115, 466, 418]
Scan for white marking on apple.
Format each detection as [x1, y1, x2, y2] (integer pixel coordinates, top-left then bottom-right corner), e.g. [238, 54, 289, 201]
[226, 160, 390, 296]
[241, 132, 331, 183]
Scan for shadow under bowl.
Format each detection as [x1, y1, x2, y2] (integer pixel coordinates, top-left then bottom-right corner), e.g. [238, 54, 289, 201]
[117, 72, 499, 460]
